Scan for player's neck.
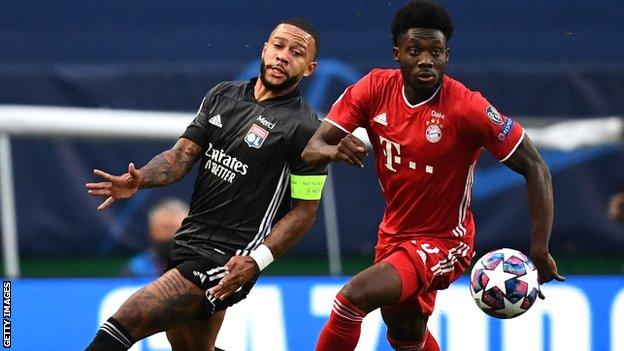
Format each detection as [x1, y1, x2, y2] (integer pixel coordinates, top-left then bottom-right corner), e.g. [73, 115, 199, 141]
[253, 79, 297, 102]
[403, 82, 442, 106]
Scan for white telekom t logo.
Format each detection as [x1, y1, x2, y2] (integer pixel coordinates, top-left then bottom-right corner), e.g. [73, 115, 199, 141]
[379, 136, 401, 172]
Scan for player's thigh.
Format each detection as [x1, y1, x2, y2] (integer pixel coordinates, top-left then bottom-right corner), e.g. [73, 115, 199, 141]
[112, 268, 206, 339]
[381, 305, 428, 341]
[166, 309, 226, 351]
[340, 261, 403, 312]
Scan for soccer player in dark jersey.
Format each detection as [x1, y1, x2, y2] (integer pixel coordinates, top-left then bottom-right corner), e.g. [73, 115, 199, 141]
[84, 19, 326, 351]
[302, 1, 565, 350]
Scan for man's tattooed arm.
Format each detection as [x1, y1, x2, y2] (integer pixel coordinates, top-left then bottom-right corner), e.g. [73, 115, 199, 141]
[86, 137, 204, 210]
[139, 138, 203, 188]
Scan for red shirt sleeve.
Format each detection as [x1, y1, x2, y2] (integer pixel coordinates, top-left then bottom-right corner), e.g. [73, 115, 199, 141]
[461, 92, 525, 161]
[324, 71, 374, 133]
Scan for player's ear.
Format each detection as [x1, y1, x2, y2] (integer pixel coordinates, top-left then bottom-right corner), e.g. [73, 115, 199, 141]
[393, 47, 399, 63]
[445, 47, 451, 62]
[303, 61, 317, 77]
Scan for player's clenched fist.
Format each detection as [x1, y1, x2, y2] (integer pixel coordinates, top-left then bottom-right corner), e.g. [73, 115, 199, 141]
[333, 134, 367, 167]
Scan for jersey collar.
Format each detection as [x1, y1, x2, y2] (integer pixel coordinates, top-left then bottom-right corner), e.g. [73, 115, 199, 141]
[401, 81, 442, 109]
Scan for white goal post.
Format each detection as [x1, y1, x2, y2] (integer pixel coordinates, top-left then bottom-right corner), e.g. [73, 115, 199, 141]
[0, 105, 621, 278]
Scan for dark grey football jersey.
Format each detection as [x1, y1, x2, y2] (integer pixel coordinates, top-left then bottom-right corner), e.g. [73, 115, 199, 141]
[172, 78, 326, 258]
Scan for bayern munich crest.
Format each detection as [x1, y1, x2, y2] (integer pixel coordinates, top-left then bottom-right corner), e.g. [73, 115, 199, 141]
[245, 124, 269, 149]
[425, 118, 443, 143]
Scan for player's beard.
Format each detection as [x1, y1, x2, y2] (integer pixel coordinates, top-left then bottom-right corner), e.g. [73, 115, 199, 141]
[259, 62, 300, 92]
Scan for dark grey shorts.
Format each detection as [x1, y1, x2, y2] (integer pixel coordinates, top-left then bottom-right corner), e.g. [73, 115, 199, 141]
[170, 255, 259, 319]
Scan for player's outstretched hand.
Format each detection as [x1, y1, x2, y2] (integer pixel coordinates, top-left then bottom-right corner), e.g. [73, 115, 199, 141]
[333, 134, 367, 168]
[209, 256, 259, 301]
[85, 163, 144, 210]
[530, 251, 565, 299]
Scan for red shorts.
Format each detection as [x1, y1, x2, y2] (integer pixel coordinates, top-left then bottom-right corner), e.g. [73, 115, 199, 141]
[375, 237, 474, 316]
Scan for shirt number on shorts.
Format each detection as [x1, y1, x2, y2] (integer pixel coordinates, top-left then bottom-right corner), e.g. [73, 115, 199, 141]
[415, 242, 440, 264]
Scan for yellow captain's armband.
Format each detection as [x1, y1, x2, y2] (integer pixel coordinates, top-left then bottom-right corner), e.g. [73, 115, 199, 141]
[290, 174, 327, 200]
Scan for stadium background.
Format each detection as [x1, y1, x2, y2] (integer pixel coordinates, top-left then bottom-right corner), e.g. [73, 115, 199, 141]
[1, 0, 623, 350]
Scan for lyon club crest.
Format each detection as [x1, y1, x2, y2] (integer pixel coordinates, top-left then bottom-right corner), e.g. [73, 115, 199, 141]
[425, 118, 443, 143]
[245, 124, 269, 148]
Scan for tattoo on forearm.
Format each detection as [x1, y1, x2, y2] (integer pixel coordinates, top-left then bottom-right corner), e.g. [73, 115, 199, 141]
[140, 143, 201, 188]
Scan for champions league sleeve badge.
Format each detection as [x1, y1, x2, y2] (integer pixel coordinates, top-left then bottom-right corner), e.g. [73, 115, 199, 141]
[486, 105, 504, 125]
[245, 124, 269, 149]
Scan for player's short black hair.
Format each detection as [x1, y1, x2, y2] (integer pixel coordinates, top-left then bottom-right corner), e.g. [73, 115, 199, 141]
[391, 0, 453, 45]
[276, 18, 320, 59]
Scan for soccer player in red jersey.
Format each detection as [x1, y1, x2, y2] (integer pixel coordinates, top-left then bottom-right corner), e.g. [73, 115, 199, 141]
[302, 1, 565, 350]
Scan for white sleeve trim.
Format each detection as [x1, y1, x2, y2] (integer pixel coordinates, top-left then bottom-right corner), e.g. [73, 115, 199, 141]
[499, 129, 526, 162]
[324, 117, 353, 134]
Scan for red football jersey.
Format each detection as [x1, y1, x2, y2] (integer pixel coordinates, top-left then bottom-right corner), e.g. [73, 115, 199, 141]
[326, 69, 524, 248]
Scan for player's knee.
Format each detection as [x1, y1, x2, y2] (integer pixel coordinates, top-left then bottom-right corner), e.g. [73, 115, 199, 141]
[340, 280, 374, 312]
[110, 312, 140, 339]
[111, 289, 162, 338]
[112, 299, 145, 333]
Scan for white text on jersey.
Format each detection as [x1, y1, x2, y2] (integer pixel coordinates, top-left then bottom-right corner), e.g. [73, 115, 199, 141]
[256, 116, 275, 129]
[204, 143, 249, 183]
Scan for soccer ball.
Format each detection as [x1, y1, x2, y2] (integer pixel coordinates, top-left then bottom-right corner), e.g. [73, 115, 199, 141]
[470, 248, 540, 319]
